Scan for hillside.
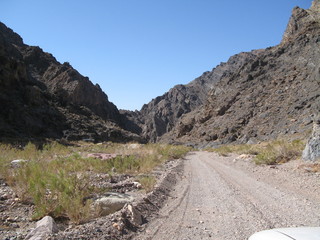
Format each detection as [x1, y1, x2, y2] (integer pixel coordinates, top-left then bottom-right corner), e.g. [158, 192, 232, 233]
[125, 1, 320, 146]
[0, 22, 141, 143]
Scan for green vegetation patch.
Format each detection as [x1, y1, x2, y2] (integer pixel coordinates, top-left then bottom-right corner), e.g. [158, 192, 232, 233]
[207, 139, 305, 165]
[0, 142, 191, 223]
[136, 175, 157, 193]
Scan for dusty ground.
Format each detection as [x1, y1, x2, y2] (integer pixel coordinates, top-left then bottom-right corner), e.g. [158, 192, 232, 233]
[1, 151, 320, 240]
[136, 151, 320, 240]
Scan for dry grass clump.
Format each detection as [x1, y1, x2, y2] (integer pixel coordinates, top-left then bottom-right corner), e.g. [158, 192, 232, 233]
[0, 141, 191, 223]
[136, 175, 157, 193]
[253, 140, 305, 165]
[207, 144, 259, 157]
[208, 139, 305, 165]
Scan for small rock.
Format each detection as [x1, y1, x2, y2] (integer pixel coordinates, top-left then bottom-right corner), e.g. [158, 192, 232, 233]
[10, 159, 28, 168]
[133, 182, 142, 189]
[10, 223, 19, 228]
[125, 204, 143, 226]
[25, 216, 58, 240]
[0, 193, 10, 201]
[87, 153, 117, 160]
[127, 144, 140, 149]
[304, 167, 313, 172]
[235, 154, 252, 160]
[112, 222, 123, 231]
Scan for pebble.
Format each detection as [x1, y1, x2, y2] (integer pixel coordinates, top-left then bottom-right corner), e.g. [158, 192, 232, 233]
[11, 223, 19, 228]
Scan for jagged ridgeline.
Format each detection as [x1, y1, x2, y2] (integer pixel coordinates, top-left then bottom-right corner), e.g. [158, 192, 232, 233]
[124, 1, 320, 145]
[0, 0, 319, 144]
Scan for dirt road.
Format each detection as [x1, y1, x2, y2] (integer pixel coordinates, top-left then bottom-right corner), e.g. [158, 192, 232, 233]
[136, 151, 320, 240]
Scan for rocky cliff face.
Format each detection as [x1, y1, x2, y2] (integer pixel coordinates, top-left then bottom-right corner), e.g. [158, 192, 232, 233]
[159, 3, 320, 146]
[126, 1, 320, 145]
[122, 51, 259, 142]
[0, 22, 140, 142]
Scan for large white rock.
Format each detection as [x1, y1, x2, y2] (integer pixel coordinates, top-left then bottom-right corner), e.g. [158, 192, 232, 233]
[92, 192, 134, 217]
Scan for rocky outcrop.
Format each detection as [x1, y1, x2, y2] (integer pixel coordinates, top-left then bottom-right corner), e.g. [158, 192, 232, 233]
[130, 2, 320, 146]
[302, 115, 320, 161]
[123, 51, 259, 142]
[0, 22, 141, 143]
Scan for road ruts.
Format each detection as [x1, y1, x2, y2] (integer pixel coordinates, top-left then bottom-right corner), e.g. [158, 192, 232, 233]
[136, 151, 320, 240]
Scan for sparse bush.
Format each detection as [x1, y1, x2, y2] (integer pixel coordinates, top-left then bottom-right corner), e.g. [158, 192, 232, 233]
[160, 144, 192, 159]
[137, 175, 156, 193]
[208, 139, 305, 165]
[13, 158, 93, 223]
[207, 145, 233, 156]
[0, 142, 191, 223]
[207, 144, 260, 156]
[253, 140, 304, 165]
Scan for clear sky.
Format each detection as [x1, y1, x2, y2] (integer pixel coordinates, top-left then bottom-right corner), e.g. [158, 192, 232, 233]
[1, 0, 313, 111]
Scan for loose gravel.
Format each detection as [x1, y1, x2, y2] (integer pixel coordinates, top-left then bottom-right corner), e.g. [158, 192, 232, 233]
[136, 151, 320, 240]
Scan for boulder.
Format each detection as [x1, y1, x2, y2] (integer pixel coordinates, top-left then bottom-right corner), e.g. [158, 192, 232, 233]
[125, 204, 143, 226]
[92, 192, 134, 217]
[25, 216, 58, 240]
[302, 116, 320, 161]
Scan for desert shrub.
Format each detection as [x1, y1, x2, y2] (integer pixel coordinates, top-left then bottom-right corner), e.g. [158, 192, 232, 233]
[208, 139, 305, 165]
[159, 144, 192, 160]
[136, 175, 156, 193]
[106, 155, 140, 173]
[208, 144, 260, 156]
[253, 140, 304, 165]
[1, 142, 191, 223]
[13, 158, 93, 223]
[208, 145, 233, 156]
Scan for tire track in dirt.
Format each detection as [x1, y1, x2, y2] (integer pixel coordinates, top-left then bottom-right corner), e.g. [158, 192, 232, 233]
[136, 151, 320, 240]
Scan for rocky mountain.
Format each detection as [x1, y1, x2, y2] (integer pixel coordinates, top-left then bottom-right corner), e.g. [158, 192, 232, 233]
[0, 22, 141, 143]
[1, 1, 319, 146]
[122, 51, 260, 142]
[125, 1, 320, 146]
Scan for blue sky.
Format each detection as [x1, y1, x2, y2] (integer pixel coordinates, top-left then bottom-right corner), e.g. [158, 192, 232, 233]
[1, 0, 313, 110]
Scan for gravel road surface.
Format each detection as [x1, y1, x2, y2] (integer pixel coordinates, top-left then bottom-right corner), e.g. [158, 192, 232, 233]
[136, 151, 320, 240]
